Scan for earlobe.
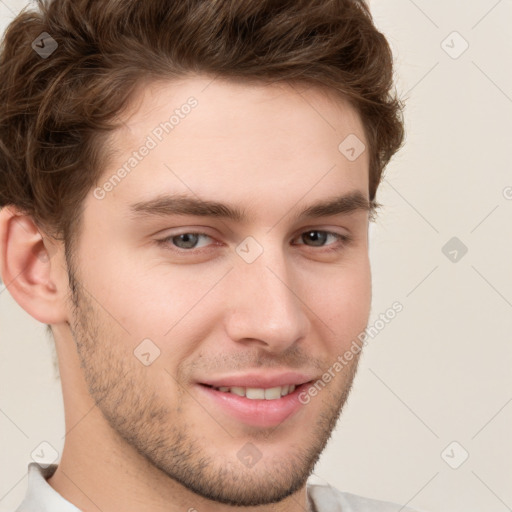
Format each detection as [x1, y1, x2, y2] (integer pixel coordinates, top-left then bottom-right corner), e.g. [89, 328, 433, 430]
[0, 206, 68, 325]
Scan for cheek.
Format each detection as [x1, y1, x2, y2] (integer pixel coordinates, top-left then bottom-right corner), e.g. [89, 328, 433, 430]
[304, 259, 372, 340]
[81, 256, 228, 367]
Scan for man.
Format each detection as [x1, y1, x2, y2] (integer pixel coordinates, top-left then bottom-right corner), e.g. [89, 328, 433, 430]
[0, 0, 415, 510]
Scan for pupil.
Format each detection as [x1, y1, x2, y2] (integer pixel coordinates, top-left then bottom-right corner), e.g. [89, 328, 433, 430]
[176, 233, 198, 248]
[306, 231, 326, 246]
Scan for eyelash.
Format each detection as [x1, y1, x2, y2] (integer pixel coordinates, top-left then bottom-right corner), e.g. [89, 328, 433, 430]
[155, 230, 353, 254]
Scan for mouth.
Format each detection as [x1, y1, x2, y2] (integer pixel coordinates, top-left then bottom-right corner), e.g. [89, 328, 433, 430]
[200, 383, 299, 400]
[196, 379, 314, 427]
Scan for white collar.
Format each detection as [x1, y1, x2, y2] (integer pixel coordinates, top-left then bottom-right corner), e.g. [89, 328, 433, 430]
[17, 463, 81, 512]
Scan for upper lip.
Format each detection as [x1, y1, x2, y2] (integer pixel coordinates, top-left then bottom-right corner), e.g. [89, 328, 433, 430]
[199, 371, 315, 389]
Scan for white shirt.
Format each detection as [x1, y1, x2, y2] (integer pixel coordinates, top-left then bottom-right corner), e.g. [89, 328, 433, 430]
[13, 463, 423, 512]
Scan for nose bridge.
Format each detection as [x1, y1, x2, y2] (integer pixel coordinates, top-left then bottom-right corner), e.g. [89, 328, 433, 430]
[224, 241, 309, 350]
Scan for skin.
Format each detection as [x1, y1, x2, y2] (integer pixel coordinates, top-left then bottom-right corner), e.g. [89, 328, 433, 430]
[0, 75, 372, 512]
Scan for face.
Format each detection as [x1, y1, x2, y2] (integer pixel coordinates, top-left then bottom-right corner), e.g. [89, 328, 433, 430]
[66, 75, 372, 506]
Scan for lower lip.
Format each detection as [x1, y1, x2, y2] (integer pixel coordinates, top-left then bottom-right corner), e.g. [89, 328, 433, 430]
[196, 383, 311, 428]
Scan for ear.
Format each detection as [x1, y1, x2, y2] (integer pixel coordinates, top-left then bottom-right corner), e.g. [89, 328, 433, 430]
[0, 206, 69, 325]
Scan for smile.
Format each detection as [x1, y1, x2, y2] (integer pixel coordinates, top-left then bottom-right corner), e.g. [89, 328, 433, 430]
[204, 384, 297, 400]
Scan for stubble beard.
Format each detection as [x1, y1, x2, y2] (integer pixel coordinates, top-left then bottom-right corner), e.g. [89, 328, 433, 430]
[66, 265, 361, 506]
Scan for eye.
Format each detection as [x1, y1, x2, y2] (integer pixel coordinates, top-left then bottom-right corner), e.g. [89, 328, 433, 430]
[293, 230, 351, 251]
[155, 229, 352, 254]
[157, 232, 213, 251]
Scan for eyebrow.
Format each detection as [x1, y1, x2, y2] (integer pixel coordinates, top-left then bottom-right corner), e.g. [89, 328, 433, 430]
[128, 190, 375, 223]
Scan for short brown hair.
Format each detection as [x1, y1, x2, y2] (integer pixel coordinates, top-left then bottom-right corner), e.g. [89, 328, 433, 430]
[0, 0, 404, 254]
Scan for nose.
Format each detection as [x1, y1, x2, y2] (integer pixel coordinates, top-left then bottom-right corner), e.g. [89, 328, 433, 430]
[222, 246, 310, 353]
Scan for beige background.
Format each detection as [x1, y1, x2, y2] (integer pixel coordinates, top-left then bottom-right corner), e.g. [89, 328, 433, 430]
[1, 1, 511, 511]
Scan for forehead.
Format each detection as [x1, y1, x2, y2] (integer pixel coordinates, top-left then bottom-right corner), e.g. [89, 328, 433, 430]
[91, 75, 369, 219]
[107, 75, 367, 158]
[115, 75, 365, 142]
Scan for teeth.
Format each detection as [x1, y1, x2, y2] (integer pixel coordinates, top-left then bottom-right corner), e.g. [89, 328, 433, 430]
[246, 388, 265, 399]
[212, 384, 298, 399]
[230, 386, 246, 397]
[264, 387, 282, 400]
